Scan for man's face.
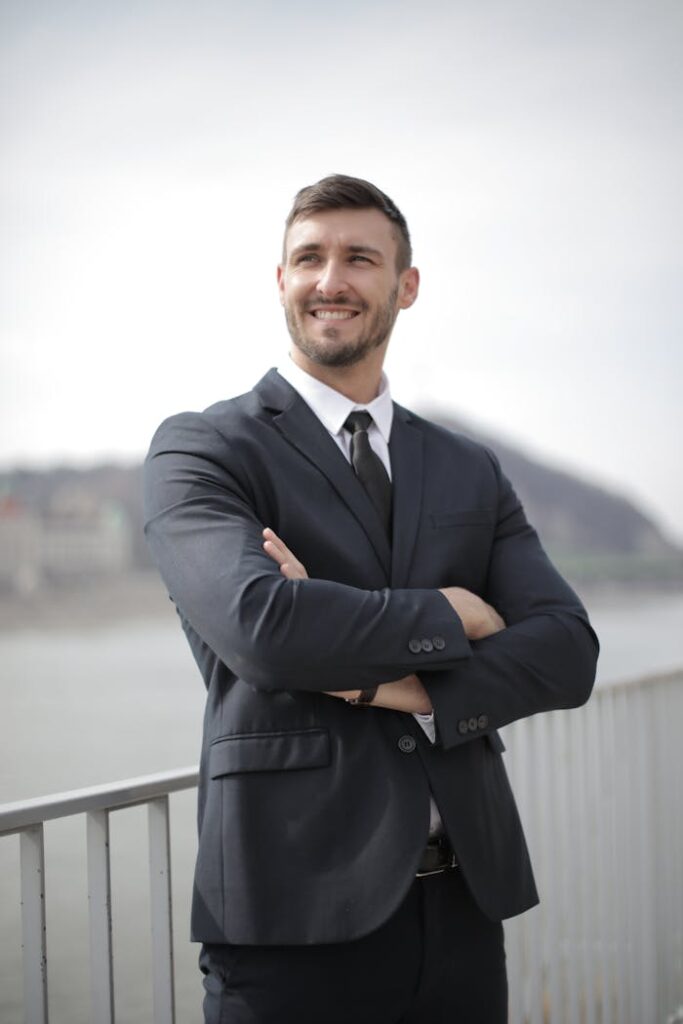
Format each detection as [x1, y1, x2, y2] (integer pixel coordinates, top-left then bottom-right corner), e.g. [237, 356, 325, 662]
[277, 208, 418, 370]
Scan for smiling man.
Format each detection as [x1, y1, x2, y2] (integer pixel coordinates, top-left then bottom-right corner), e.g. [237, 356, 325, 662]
[144, 174, 598, 1023]
[278, 203, 416, 376]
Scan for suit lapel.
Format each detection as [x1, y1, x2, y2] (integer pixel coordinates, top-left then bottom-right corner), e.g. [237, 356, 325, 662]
[255, 370, 392, 578]
[389, 406, 424, 588]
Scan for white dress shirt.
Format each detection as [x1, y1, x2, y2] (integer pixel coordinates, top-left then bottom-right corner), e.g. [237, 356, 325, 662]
[277, 358, 443, 836]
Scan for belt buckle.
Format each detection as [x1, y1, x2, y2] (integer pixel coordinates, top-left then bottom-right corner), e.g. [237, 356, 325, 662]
[416, 865, 446, 878]
[415, 854, 457, 878]
[415, 842, 457, 878]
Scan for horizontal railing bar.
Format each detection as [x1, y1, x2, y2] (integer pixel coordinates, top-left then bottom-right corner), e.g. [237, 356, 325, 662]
[0, 766, 199, 835]
[596, 666, 683, 695]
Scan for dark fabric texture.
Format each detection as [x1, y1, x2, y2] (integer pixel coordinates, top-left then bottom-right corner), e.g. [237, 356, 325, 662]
[200, 869, 507, 1024]
[143, 367, 599, 945]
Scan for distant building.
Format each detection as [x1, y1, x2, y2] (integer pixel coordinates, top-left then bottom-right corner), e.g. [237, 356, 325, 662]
[0, 497, 43, 594]
[0, 489, 133, 593]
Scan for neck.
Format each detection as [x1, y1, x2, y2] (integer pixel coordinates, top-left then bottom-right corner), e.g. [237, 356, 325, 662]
[289, 349, 386, 404]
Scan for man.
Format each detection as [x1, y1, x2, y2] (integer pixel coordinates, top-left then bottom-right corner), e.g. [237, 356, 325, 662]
[144, 174, 598, 1023]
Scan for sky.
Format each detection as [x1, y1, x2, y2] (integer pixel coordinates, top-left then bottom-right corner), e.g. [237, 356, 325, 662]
[1, 0, 682, 542]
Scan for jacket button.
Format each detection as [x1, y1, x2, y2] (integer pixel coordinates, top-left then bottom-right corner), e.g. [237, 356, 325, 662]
[478, 714, 489, 729]
[420, 638, 434, 653]
[408, 639, 422, 654]
[398, 735, 416, 753]
[468, 717, 478, 732]
[432, 635, 446, 651]
[458, 720, 469, 736]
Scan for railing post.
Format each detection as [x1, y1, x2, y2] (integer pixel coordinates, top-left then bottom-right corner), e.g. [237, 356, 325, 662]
[148, 796, 176, 1024]
[634, 685, 658, 1020]
[20, 824, 49, 1024]
[87, 809, 115, 1024]
[542, 711, 562, 1021]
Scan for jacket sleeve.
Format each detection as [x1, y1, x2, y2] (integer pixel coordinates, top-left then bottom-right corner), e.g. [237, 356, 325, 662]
[143, 411, 472, 691]
[421, 448, 599, 749]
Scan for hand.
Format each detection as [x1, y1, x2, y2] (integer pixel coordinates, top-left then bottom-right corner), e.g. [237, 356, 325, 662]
[262, 529, 431, 713]
[262, 527, 309, 580]
[438, 586, 506, 640]
[327, 676, 432, 714]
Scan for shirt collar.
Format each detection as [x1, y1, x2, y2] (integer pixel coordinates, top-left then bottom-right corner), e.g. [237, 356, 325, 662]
[277, 357, 394, 444]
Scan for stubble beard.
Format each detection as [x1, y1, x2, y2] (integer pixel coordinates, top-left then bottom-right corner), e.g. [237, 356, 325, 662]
[285, 288, 399, 369]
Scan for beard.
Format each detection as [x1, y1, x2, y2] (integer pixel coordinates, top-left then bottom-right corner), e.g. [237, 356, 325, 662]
[284, 288, 399, 368]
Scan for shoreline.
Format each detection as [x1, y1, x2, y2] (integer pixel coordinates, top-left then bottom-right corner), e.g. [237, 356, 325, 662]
[0, 570, 680, 633]
[0, 570, 174, 632]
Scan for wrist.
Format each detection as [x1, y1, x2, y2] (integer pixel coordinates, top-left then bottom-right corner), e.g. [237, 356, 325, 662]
[346, 687, 378, 706]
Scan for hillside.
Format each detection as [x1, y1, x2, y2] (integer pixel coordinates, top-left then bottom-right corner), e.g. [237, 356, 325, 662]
[424, 410, 681, 583]
[1, 415, 681, 592]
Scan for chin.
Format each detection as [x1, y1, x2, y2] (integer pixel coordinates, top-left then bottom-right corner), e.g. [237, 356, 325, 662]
[298, 341, 371, 369]
[289, 328, 361, 366]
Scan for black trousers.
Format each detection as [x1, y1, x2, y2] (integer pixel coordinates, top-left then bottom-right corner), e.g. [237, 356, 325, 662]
[200, 868, 507, 1023]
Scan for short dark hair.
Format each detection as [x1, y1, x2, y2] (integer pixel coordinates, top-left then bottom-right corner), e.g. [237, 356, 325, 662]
[284, 173, 412, 271]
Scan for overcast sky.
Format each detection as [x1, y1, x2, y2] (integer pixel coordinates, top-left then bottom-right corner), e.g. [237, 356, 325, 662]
[2, 0, 681, 542]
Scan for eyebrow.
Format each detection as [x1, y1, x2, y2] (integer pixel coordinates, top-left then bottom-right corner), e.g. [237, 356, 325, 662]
[348, 245, 384, 260]
[289, 243, 322, 259]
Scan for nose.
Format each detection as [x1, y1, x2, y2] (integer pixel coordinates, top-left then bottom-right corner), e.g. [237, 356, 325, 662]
[315, 259, 349, 299]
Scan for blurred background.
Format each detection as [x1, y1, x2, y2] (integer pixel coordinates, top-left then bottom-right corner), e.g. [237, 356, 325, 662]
[1, 1, 682, 1021]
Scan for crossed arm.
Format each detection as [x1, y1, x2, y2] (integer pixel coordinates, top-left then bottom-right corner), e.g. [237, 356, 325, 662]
[262, 527, 506, 714]
[145, 414, 597, 742]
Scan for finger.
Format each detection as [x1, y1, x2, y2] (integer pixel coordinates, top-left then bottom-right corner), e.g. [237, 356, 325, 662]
[263, 534, 292, 567]
[262, 527, 285, 553]
[263, 538, 287, 566]
[263, 528, 309, 579]
[488, 610, 506, 633]
[488, 605, 506, 630]
[263, 528, 295, 565]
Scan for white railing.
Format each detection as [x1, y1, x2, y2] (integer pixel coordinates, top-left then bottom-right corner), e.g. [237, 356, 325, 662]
[503, 668, 683, 1024]
[0, 767, 198, 1024]
[1, 670, 682, 1024]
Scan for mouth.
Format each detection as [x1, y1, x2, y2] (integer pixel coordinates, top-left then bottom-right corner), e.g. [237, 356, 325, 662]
[308, 308, 360, 321]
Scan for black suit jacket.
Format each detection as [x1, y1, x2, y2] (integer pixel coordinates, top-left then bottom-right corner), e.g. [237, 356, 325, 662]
[143, 368, 598, 945]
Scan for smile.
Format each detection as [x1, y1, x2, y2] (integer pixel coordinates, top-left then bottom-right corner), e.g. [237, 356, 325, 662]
[310, 310, 359, 320]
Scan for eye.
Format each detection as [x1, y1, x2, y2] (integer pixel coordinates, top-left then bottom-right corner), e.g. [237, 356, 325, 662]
[295, 253, 320, 265]
[349, 254, 372, 264]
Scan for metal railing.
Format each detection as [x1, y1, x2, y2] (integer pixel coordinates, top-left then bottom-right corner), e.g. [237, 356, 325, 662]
[1, 670, 682, 1023]
[503, 668, 683, 1023]
[0, 767, 198, 1024]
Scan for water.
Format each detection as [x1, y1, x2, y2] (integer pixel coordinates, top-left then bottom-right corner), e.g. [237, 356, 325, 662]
[588, 588, 683, 685]
[1, 590, 682, 1023]
[0, 619, 206, 1024]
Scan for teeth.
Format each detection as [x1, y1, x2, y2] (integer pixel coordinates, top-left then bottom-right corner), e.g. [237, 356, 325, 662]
[313, 310, 356, 320]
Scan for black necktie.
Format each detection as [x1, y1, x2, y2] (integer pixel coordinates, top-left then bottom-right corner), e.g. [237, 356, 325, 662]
[343, 411, 392, 537]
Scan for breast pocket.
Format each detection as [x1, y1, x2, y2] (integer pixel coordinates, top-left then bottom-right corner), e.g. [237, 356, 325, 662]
[209, 728, 330, 778]
[423, 510, 495, 590]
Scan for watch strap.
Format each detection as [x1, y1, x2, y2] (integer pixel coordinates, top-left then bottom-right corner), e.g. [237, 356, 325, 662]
[346, 686, 378, 706]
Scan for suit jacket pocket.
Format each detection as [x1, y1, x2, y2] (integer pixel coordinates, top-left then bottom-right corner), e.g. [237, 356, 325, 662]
[430, 510, 495, 528]
[209, 728, 330, 778]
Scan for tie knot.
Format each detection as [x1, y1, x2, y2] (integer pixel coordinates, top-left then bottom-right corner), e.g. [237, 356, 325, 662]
[344, 411, 373, 435]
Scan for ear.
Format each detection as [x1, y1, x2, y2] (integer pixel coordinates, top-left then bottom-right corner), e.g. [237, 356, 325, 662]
[276, 264, 285, 306]
[397, 266, 419, 310]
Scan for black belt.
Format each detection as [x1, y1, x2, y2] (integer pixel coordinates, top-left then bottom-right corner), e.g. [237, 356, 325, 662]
[416, 836, 458, 877]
